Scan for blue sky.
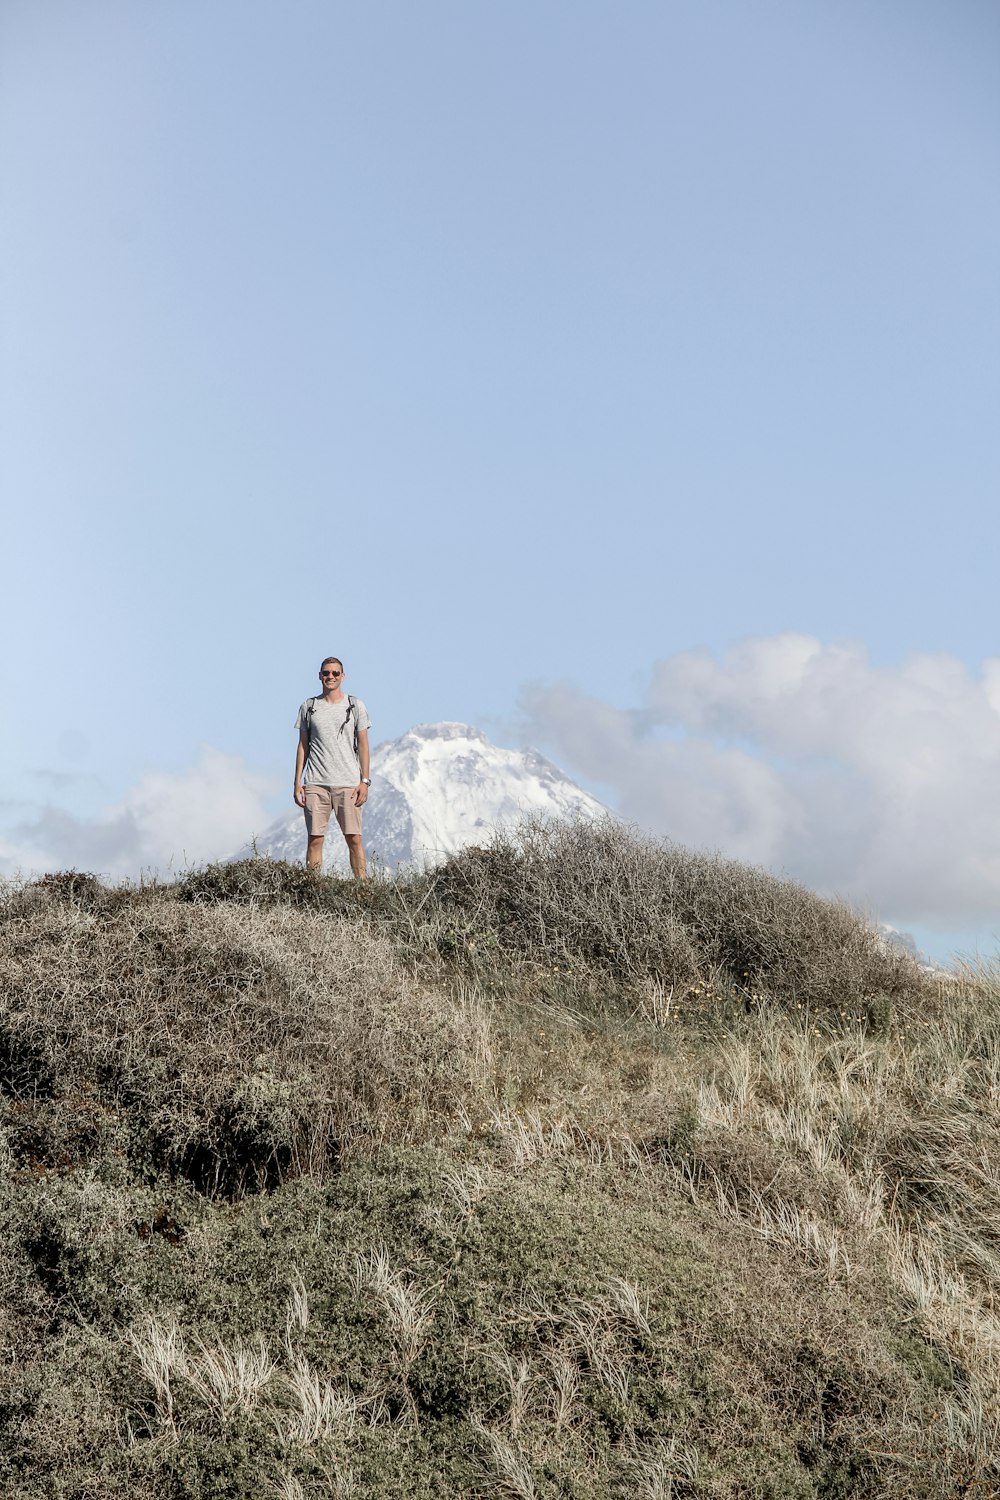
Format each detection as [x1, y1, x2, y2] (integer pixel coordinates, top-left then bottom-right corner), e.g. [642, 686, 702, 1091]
[2, 2, 998, 961]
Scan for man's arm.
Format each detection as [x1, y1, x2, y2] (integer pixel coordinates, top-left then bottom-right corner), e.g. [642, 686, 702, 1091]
[355, 729, 370, 806]
[294, 727, 309, 807]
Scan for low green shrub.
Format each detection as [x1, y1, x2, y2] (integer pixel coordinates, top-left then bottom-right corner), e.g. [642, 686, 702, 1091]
[175, 857, 416, 926]
[0, 868, 159, 922]
[425, 819, 921, 1011]
[176, 857, 348, 909]
[0, 1147, 961, 1498]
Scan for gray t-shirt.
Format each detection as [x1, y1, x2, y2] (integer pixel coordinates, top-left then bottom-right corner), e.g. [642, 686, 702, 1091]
[296, 696, 371, 787]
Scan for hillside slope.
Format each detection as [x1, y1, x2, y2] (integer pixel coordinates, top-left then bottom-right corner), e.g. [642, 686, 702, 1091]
[1, 822, 992, 1500]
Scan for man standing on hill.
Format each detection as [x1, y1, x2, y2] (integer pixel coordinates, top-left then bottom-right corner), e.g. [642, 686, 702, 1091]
[294, 657, 371, 878]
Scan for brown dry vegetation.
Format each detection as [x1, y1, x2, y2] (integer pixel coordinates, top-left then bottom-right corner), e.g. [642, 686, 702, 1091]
[1, 821, 997, 1498]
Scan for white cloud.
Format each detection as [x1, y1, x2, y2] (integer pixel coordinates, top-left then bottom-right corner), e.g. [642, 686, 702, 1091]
[0, 747, 280, 882]
[521, 633, 1000, 929]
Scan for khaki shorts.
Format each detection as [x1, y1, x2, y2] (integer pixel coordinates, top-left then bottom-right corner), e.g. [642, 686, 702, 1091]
[303, 784, 363, 838]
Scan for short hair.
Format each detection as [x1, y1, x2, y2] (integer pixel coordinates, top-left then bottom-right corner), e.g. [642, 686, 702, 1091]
[320, 656, 344, 672]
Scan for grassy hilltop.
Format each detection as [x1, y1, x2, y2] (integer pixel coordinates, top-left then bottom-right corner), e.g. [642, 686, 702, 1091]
[1, 821, 998, 1499]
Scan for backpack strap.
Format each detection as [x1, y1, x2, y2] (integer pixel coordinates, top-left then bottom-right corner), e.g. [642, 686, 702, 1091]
[344, 694, 359, 757]
[306, 695, 361, 758]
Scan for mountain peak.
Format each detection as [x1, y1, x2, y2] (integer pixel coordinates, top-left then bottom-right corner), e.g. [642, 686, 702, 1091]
[236, 721, 607, 874]
[405, 722, 489, 743]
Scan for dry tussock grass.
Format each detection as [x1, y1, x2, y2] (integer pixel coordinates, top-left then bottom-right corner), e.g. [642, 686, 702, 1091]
[636, 975, 1000, 1492]
[0, 888, 491, 1190]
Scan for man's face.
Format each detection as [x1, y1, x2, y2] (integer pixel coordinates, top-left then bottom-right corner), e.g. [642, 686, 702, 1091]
[319, 665, 343, 689]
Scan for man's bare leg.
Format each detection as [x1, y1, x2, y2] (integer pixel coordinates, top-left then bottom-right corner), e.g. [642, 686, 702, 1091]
[306, 834, 325, 872]
[345, 833, 367, 880]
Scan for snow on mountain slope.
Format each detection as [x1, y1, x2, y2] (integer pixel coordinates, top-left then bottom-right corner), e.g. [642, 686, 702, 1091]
[236, 722, 609, 874]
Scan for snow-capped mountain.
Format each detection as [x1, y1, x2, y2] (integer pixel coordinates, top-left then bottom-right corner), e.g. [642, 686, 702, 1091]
[236, 722, 609, 874]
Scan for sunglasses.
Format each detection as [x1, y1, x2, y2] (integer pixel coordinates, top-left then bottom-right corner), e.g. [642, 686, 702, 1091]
[321, 670, 342, 678]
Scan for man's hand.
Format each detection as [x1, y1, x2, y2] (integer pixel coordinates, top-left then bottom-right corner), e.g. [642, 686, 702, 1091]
[294, 785, 306, 808]
[354, 782, 369, 807]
